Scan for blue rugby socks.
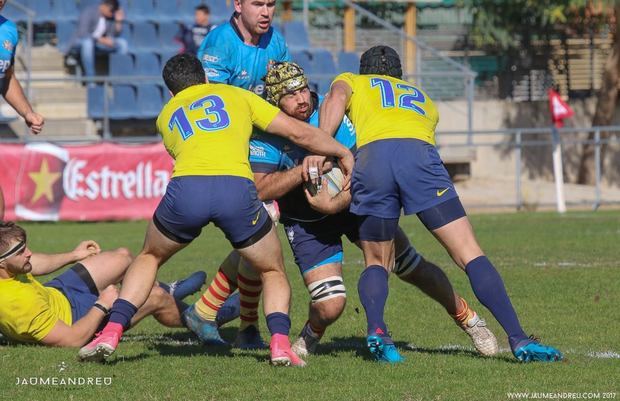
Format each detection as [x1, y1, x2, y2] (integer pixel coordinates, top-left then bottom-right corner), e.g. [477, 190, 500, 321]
[108, 298, 139, 330]
[465, 256, 528, 348]
[358, 265, 390, 338]
[266, 312, 291, 336]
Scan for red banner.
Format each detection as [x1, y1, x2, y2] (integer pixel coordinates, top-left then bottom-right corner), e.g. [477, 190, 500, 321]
[0, 142, 173, 221]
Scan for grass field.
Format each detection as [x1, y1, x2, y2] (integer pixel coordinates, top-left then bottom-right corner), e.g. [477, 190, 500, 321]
[1, 211, 619, 401]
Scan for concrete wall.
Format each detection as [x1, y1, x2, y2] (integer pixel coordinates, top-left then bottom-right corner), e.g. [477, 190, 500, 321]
[435, 98, 620, 188]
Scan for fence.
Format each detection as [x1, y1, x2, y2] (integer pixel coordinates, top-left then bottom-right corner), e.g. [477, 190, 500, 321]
[436, 126, 620, 210]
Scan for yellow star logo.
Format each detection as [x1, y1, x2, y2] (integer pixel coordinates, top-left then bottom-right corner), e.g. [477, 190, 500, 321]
[28, 158, 61, 203]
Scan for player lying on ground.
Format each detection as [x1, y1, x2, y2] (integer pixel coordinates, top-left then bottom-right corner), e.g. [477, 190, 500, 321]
[316, 45, 562, 363]
[79, 54, 354, 367]
[0, 221, 213, 347]
[188, 62, 498, 358]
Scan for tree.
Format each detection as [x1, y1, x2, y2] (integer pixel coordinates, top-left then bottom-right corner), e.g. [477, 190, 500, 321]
[461, 0, 618, 184]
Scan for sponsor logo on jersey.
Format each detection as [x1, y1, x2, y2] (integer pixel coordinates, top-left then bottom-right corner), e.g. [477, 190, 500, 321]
[202, 54, 219, 63]
[3, 40, 13, 52]
[239, 69, 249, 80]
[205, 68, 220, 78]
[250, 144, 266, 158]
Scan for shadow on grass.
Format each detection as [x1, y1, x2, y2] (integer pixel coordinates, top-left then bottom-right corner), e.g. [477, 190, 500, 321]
[314, 336, 518, 363]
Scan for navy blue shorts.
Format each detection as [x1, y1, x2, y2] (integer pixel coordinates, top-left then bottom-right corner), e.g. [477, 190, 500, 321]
[45, 264, 100, 323]
[283, 211, 359, 276]
[153, 176, 271, 248]
[351, 138, 458, 218]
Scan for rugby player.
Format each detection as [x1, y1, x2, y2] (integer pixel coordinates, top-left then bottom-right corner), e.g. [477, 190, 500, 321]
[194, 0, 291, 348]
[0, 222, 206, 347]
[0, 0, 44, 134]
[318, 45, 563, 363]
[79, 54, 353, 367]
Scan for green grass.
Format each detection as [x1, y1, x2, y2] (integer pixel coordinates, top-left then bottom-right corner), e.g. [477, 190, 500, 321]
[1, 211, 619, 401]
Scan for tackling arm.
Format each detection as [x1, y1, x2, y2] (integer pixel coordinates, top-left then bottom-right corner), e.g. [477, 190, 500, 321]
[265, 112, 354, 181]
[254, 166, 304, 201]
[319, 81, 352, 137]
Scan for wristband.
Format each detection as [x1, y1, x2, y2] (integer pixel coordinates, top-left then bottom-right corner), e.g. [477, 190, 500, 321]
[93, 303, 110, 315]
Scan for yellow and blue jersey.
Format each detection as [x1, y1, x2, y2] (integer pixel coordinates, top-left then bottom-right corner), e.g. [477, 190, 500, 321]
[198, 19, 290, 96]
[332, 72, 439, 148]
[0, 16, 18, 92]
[0, 274, 72, 343]
[156, 83, 281, 180]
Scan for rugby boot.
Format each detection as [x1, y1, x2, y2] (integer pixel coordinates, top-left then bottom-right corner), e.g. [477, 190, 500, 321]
[513, 335, 563, 362]
[270, 333, 306, 367]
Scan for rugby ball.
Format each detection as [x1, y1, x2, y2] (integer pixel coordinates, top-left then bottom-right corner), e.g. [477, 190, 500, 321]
[306, 166, 345, 197]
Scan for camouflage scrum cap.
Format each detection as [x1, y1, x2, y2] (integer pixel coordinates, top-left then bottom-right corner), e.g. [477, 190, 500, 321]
[264, 62, 308, 105]
[359, 45, 402, 79]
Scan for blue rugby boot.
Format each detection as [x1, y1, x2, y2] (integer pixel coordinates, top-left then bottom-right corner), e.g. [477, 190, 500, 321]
[183, 305, 228, 346]
[367, 334, 404, 364]
[512, 336, 563, 362]
[168, 271, 207, 300]
[216, 292, 240, 327]
[234, 324, 267, 349]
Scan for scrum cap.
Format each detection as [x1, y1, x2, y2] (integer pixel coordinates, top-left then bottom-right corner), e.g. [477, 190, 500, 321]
[264, 62, 308, 105]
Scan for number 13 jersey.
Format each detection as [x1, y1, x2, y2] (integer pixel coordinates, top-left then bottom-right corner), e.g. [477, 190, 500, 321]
[157, 84, 280, 180]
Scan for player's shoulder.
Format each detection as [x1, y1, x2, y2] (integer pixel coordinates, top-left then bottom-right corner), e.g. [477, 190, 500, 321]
[0, 17, 18, 38]
[205, 22, 235, 46]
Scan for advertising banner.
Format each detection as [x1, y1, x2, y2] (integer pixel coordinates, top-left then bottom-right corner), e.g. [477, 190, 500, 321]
[0, 142, 173, 221]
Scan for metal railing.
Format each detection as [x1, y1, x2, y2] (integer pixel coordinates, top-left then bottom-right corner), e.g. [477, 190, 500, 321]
[298, 0, 477, 143]
[435, 126, 620, 210]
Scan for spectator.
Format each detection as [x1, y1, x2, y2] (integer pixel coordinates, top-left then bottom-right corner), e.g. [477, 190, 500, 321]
[176, 5, 216, 55]
[65, 0, 128, 78]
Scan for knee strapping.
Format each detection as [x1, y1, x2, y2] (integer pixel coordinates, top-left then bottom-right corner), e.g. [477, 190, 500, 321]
[308, 276, 346, 304]
[393, 246, 422, 277]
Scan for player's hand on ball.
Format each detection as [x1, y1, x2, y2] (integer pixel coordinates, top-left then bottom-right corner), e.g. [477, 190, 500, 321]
[337, 151, 354, 191]
[302, 155, 327, 187]
[304, 178, 333, 214]
[73, 240, 101, 261]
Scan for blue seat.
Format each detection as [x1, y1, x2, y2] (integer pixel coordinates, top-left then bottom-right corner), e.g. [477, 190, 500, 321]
[280, 20, 310, 51]
[136, 84, 163, 118]
[134, 52, 160, 76]
[87, 84, 105, 120]
[109, 84, 138, 119]
[179, 0, 201, 21]
[79, 0, 101, 11]
[126, 0, 157, 22]
[160, 84, 172, 103]
[338, 51, 359, 73]
[155, 0, 183, 22]
[209, 0, 233, 21]
[291, 50, 313, 75]
[158, 21, 183, 53]
[310, 49, 337, 75]
[159, 50, 179, 70]
[109, 53, 134, 77]
[56, 21, 76, 53]
[52, 0, 79, 22]
[24, 0, 54, 23]
[130, 22, 160, 53]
